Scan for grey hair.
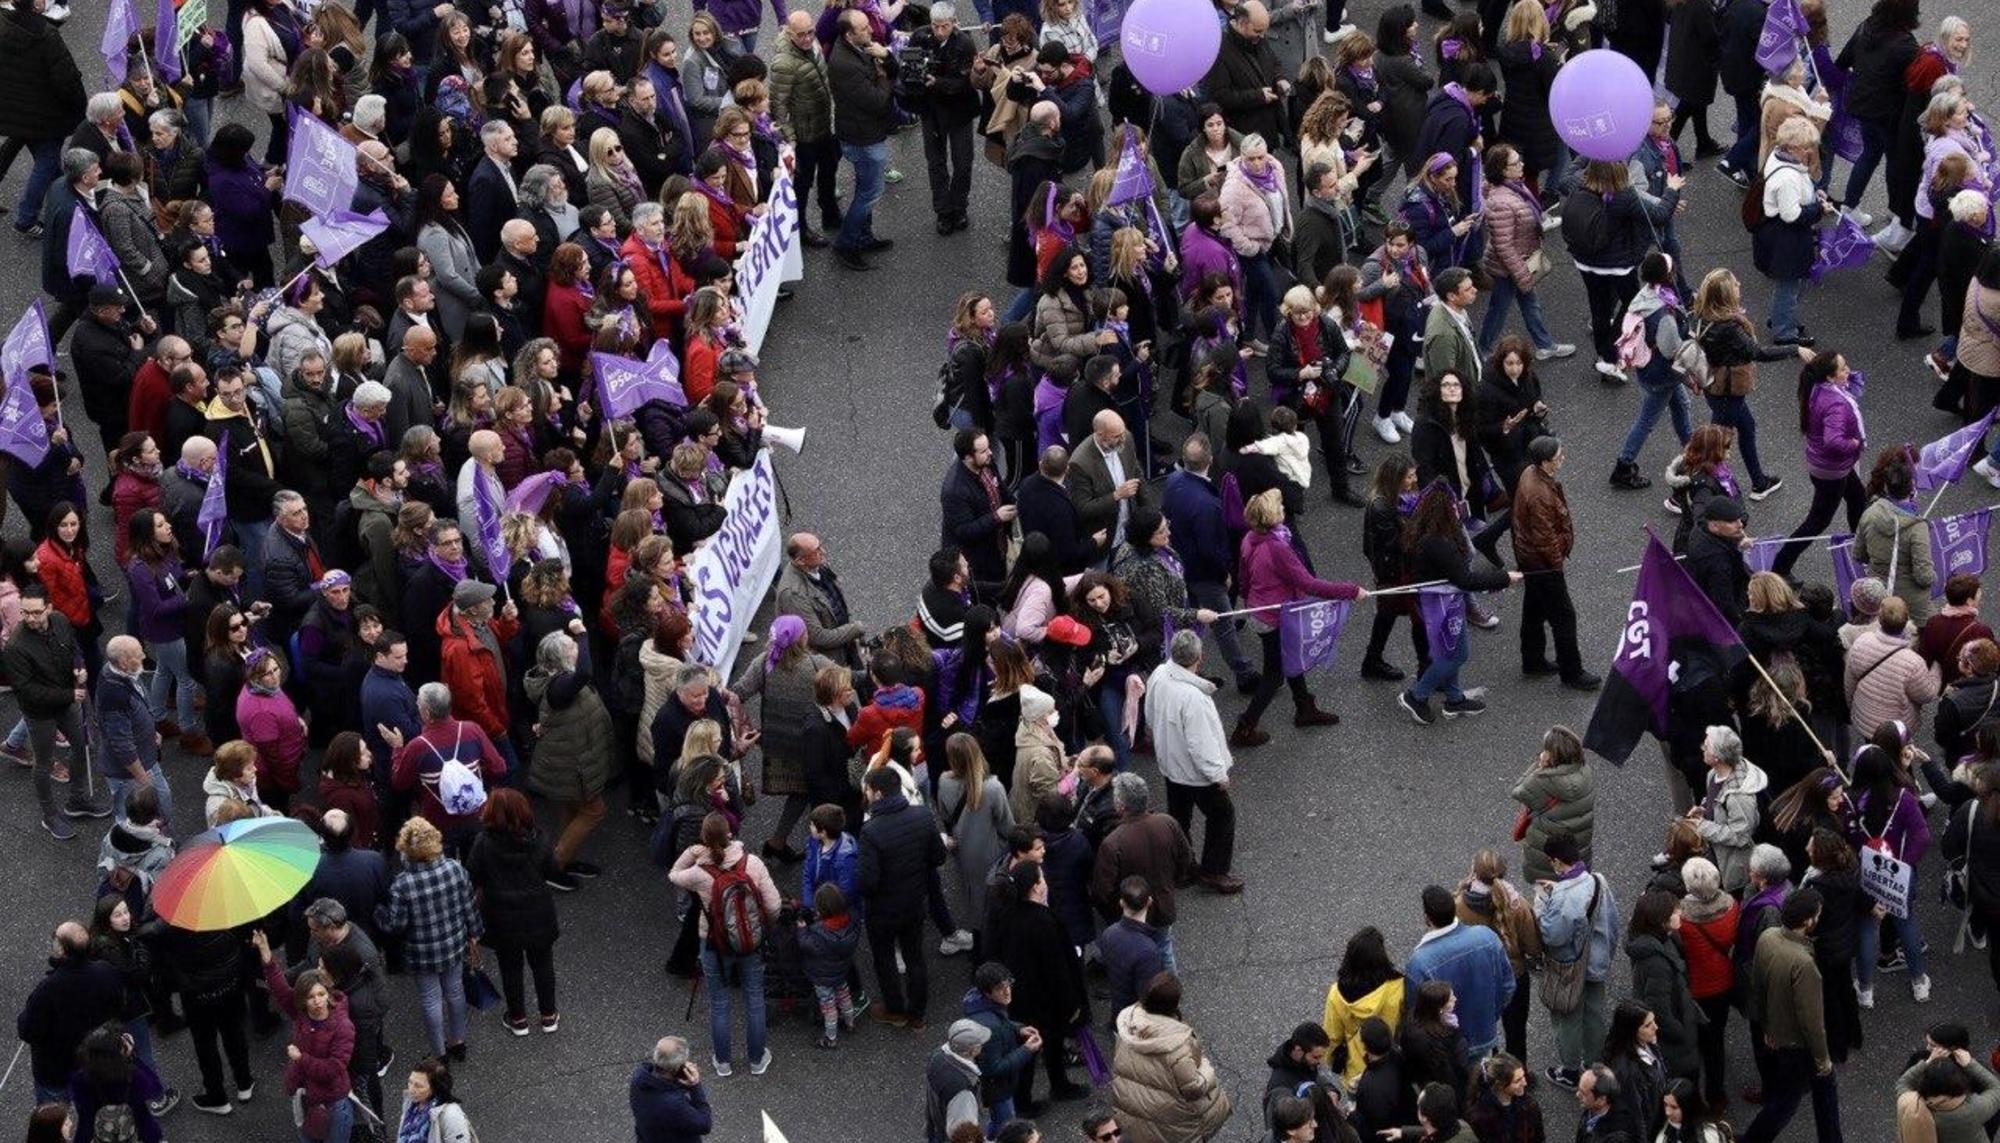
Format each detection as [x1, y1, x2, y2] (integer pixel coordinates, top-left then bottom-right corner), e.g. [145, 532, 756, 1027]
[930, 0, 956, 18]
[675, 663, 711, 691]
[400, 424, 440, 454]
[1938, 15, 1969, 43]
[352, 94, 387, 132]
[1111, 772, 1150, 814]
[537, 630, 578, 672]
[1169, 629, 1203, 668]
[1748, 843, 1790, 884]
[61, 148, 99, 181]
[480, 119, 515, 148]
[179, 436, 216, 463]
[1582, 1064, 1620, 1101]
[517, 163, 562, 209]
[147, 109, 184, 135]
[1702, 725, 1743, 767]
[652, 1035, 690, 1072]
[1239, 132, 1270, 157]
[631, 201, 666, 229]
[1181, 431, 1212, 470]
[417, 681, 454, 720]
[272, 490, 306, 516]
[88, 92, 123, 123]
[1950, 188, 1989, 223]
[302, 898, 349, 928]
[352, 381, 392, 409]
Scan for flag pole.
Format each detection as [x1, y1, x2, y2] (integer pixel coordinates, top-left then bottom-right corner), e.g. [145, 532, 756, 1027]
[112, 266, 151, 325]
[1740, 649, 1845, 783]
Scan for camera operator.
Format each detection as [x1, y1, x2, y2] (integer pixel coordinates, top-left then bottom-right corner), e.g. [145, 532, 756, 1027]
[629, 1035, 712, 1141]
[903, 3, 980, 236]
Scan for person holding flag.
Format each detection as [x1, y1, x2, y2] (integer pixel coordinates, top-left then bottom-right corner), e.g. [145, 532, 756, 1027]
[37, 148, 105, 345]
[1398, 480, 1521, 727]
[1229, 487, 1364, 748]
[1853, 446, 1937, 623]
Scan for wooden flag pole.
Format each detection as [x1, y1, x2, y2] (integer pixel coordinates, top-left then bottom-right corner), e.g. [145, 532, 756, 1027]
[1741, 649, 1846, 783]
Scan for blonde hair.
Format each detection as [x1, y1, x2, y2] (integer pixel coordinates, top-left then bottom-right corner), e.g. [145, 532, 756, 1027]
[688, 11, 724, 45]
[679, 718, 724, 769]
[1085, 166, 1118, 217]
[214, 739, 258, 781]
[1280, 285, 1317, 318]
[1774, 116, 1822, 178]
[1747, 571, 1800, 614]
[1108, 227, 1148, 281]
[1244, 487, 1285, 530]
[1503, 0, 1549, 43]
[1921, 90, 1967, 136]
[1692, 268, 1744, 322]
[587, 126, 624, 174]
[396, 816, 445, 862]
[580, 70, 620, 107]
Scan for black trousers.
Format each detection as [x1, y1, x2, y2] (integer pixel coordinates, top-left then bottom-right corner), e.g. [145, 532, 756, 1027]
[181, 987, 253, 1100]
[792, 136, 844, 232]
[491, 939, 558, 1020]
[1895, 220, 1942, 332]
[1165, 780, 1236, 876]
[1581, 270, 1639, 364]
[1239, 629, 1313, 727]
[1695, 993, 1731, 1103]
[1671, 102, 1717, 149]
[1741, 1045, 1843, 1143]
[1519, 568, 1583, 678]
[919, 111, 975, 219]
[1012, 1021, 1075, 1105]
[866, 914, 930, 1020]
[1772, 472, 1865, 579]
[1363, 594, 1430, 669]
[1501, 971, 1531, 1063]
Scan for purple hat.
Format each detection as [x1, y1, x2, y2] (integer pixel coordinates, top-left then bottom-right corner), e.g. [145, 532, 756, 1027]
[766, 614, 807, 669]
[315, 569, 352, 592]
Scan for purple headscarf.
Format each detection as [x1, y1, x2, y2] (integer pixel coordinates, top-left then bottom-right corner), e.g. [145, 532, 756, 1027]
[767, 614, 807, 669]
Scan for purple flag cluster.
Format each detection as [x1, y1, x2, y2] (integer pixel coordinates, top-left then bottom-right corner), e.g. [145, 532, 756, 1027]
[591, 346, 687, 420]
[66, 207, 121, 286]
[1277, 599, 1353, 677]
[100, 0, 139, 85]
[1415, 587, 1467, 664]
[1829, 534, 1863, 610]
[1913, 408, 1996, 491]
[1810, 211, 1875, 282]
[471, 466, 508, 576]
[1820, 54, 1867, 163]
[1743, 536, 1785, 575]
[505, 470, 569, 516]
[300, 209, 391, 267]
[198, 443, 229, 557]
[283, 110, 360, 220]
[1583, 531, 1746, 764]
[1107, 133, 1153, 208]
[1930, 507, 1994, 597]
[1754, 0, 1808, 74]
[0, 303, 52, 467]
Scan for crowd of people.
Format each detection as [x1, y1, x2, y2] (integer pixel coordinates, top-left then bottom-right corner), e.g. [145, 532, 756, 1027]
[1, 0, 1999, 1137]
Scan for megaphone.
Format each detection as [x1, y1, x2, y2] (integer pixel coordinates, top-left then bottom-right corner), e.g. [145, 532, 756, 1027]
[764, 425, 806, 456]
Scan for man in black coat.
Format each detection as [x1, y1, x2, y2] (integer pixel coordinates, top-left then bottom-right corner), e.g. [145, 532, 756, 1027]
[904, 4, 980, 234]
[617, 80, 682, 197]
[938, 429, 1017, 584]
[70, 283, 150, 455]
[0, 0, 85, 241]
[856, 767, 947, 1028]
[1685, 495, 1751, 626]
[1016, 447, 1107, 574]
[1203, 2, 1289, 145]
[1004, 103, 1064, 294]
[1410, 63, 1496, 208]
[826, 9, 899, 270]
[38, 151, 98, 345]
[465, 122, 522, 263]
[1715, 0, 1768, 180]
[15, 922, 123, 1101]
[2, 590, 105, 834]
[649, 664, 737, 791]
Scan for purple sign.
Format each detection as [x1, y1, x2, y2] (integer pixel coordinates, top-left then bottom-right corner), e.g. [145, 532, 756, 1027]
[65, 207, 120, 285]
[283, 108, 359, 220]
[1416, 587, 1467, 663]
[154, 0, 182, 83]
[100, 0, 139, 85]
[1830, 533, 1863, 614]
[300, 209, 390, 266]
[1930, 507, 1994, 597]
[591, 347, 687, 420]
[1278, 598, 1352, 677]
[1107, 132, 1154, 207]
[1913, 408, 1997, 491]
[1754, 0, 1807, 74]
[198, 442, 228, 556]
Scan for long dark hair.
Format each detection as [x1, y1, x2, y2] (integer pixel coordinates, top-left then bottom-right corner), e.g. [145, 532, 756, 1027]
[952, 606, 996, 694]
[1850, 744, 1901, 834]
[1415, 370, 1477, 437]
[1376, 4, 1417, 55]
[1662, 1079, 1724, 1138]
[416, 173, 466, 234]
[988, 322, 1031, 381]
[127, 509, 177, 565]
[1335, 926, 1402, 1000]
[1370, 452, 1415, 503]
[1403, 481, 1467, 555]
[1037, 245, 1089, 299]
[1600, 999, 1653, 1066]
[998, 533, 1065, 613]
[1862, 0, 1920, 37]
[1795, 350, 1843, 435]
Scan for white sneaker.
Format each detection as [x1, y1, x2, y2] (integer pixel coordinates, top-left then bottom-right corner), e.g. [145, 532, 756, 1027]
[894, 948, 906, 974]
[1391, 410, 1414, 433]
[749, 1049, 773, 1075]
[1912, 975, 1932, 1003]
[1534, 343, 1577, 361]
[711, 1055, 732, 1078]
[1663, 496, 1682, 515]
[1975, 457, 2000, 489]
[1323, 23, 1355, 42]
[1841, 206, 1874, 228]
[1855, 984, 1874, 1009]
[1594, 360, 1629, 382]
[1872, 220, 1911, 254]
[937, 929, 974, 956]
[1373, 415, 1401, 444]
[41, 1, 69, 21]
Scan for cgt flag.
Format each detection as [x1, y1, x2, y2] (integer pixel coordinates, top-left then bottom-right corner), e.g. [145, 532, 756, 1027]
[1754, 0, 1808, 73]
[1278, 598, 1353, 676]
[1584, 530, 1746, 764]
[100, 0, 139, 85]
[1912, 408, 1997, 491]
[1107, 131, 1153, 207]
[300, 208, 390, 267]
[1415, 586, 1467, 663]
[1810, 211, 1875, 282]
[470, 465, 508, 577]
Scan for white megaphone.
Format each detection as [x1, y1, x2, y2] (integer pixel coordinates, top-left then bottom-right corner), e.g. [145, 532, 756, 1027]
[764, 425, 806, 455]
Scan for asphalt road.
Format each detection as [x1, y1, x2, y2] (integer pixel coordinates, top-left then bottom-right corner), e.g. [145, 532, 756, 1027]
[0, 0, 1995, 1140]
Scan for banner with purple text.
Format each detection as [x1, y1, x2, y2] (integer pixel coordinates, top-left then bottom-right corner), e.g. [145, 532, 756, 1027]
[687, 452, 782, 680]
[730, 164, 803, 356]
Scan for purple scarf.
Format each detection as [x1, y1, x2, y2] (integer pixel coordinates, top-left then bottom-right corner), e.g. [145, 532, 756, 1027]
[694, 178, 737, 214]
[344, 403, 385, 447]
[1439, 37, 1465, 59]
[1504, 180, 1543, 224]
[174, 459, 209, 484]
[766, 614, 806, 670]
[1443, 82, 1474, 113]
[1346, 64, 1376, 88]
[1238, 157, 1281, 195]
[1151, 545, 1184, 580]
[428, 550, 468, 582]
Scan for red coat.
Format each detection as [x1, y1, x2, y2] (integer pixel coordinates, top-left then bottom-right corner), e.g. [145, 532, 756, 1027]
[1681, 900, 1741, 1001]
[35, 540, 91, 628]
[599, 543, 633, 636]
[437, 607, 518, 740]
[619, 234, 695, 343]
[262, 960, 354, 1105]
[682, 334, 721, 406]
[705, 193, 744, 260]
[543, 281, 594, 375]
[109, 470, 162, 564]
[128, 360, 172, 444]
[845, 683, 927, 750]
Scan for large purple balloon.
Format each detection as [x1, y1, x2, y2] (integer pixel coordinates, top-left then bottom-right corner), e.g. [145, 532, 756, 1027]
[1548, 50, 1654, 162]
[1121, 0, 1223, 97]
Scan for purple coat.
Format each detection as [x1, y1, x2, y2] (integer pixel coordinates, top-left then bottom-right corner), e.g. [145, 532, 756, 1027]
[1176, 223, 1244, 314]
[123, 555, 189, 644]
[1801, 382, 1865, 481]
[1854, 787, 1932, 865]
[205, 160, 276, 261]
[694, 0, 786, 37]
[1033, 376, 1068, 454]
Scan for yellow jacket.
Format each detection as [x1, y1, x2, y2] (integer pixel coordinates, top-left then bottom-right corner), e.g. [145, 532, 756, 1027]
[1320, 976, 1406, 1087]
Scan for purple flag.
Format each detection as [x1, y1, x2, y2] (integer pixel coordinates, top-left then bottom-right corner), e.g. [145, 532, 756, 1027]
[1744, 536, 1784, 574]
[471, 466, 508, 576]
[1583, 530, 1747, 764]
[1754, 0, 1807, 74]
[300, 208, 390, 267]
[1, 299, 53, 387]
[1087, 0, 1129, 55]
[1278, 599, 1353, 676]
[591, 348, 686, 420]
[1829, 533, 1862, 611]
[1415, 587, 1467, 664]
[1107, 132, 1153, 207]
[0, 304, 52, 467]
[198, 442, 228, 556]
[1848, 369, 1867, 401]
[505, 470, 568, 515]
[154, 0, 182, 83]
[283, 109, 360, 220]
[1912, 408, 1997, 491]
[100, 0, 140, 85]
[1929, 507, 1994, 597]
[1810, 211, 1875, 282]
[66, 207, 120, 285]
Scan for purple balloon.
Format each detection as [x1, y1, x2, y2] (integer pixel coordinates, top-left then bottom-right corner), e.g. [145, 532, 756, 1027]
[1548, 49, 1654, 162]
[1121, 0, 1222, 97]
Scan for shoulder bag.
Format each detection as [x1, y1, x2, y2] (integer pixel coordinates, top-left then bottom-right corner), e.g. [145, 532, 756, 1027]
[1537, 874, 1602, 1016]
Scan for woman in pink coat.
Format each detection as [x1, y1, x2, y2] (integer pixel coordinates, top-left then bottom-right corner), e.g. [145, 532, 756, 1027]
[1216, 135, 1291, 355]
[669, 812, 782, 1076]
[236, 648, 308, 811]
[1231, 488, 1364, 748]
[251, 929, 356, 1143]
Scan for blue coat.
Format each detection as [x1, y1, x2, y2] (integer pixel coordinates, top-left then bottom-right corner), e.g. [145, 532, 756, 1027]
[1161, 469, 1234, 586]
[1095, 916, 1163, 1021]
[798, 916, 861, 988]
[629, 1066, 712, 1143]
[94, 668, 159, 782]
[385, 0, 442, 59]
[1403, 921, 1517, 1053]
[801, 832, 860, 911]
[359, 665, 421, 785]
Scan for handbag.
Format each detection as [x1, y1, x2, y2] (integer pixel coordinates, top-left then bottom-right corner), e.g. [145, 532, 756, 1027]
[1942, 801, 1978, 910]
[463, 963, 502, 1011]
[1537, 874, 1602, 1016]
[1524, 248, 1552, 278]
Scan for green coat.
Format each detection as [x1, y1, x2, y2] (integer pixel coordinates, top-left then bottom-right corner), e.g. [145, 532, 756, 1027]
[1511, 760, 1595, 884]
[524, 666, 613, 803]
[768, 37, 834, 144]
[1422, 300, 1481, 390]
[1853, 496, 1935, 625]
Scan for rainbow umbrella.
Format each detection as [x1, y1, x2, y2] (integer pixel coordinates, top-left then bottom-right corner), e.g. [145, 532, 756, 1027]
[152, 817, 321, 931]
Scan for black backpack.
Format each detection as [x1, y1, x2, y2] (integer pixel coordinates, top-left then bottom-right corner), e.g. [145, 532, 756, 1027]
[1560, 192, 1611, 261]
[931, 355, 961, 430]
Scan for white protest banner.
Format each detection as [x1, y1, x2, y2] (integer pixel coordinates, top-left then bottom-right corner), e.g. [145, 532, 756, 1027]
[1859, 846, 1914, 919]
[687, 452, 782, 679]
[731, 163, 804, 356]
[175, 0, 206, 53]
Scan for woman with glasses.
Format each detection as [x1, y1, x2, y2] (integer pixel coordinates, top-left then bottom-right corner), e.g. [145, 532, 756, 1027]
[586, 126, 644, 234]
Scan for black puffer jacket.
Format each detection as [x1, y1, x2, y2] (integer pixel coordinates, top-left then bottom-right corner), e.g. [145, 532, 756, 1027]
[465, 827, 561, 948]
[1561, 185, 1676, 271]
[0, 6, 85, 142]
[1834, 17, 1918, 124]
[856, 794, 946, 925]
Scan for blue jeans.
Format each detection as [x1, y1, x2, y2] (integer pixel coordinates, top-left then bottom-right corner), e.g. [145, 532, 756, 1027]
[1478, 274, 1556, 352]
[182, 98, 214, 147]
[305, 1095, 354, 1143]
[1725, 90, 1761, 173]
[414, 966, 467, 1057]
[1096, 682, 1131, 771]
[14, 138, 63, 230]
[109, 765, 175, 826]
[1704, 394, 1768, 485]
[988, 1096, 1017, 1138]
[837, 141, 888, 253]
[1155, 925, 1177, 974]
[1619, 377, 1693, 463]
[148, 638, 201, 727]
[1855, 904, 1928, 985]
[698, 946, 767, 1065]
[1842, 117, 1892, 210]
[1410, 605, 1471, 702]
[237, 517, 273, 600]
[127, 1017, 157, 1075]
[1188, 579, 1254, 679]
[1769, 277, 1804, 341]
[1003, 286, 1036, 324]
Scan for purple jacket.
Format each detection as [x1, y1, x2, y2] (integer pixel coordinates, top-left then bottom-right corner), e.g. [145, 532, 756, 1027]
[1801, 382, 1864, 481]
[930, 647, 990, 727]
[1854, 787, 1932, 865]
[123, 555, 189, 644]
[1238, 529, 1359, 617]
[205, 160, 276, 261]
[1176, 223, 1244, 313]
[1033, 376, 1068, 454]
[694, 0, 785, 36]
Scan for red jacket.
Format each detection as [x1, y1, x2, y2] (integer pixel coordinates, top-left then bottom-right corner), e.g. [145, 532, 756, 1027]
[543, 281, 594, 375]
[845, 683, 927, 750]
[262, 960, 354, 1105]
[619, 234, 695, 343]
[391, 717, 509, 832]
[682, 334, 721, 406]
[437, 607, 518, 740]
[109, 471, 162, 564]
[1681, 900, 1741, 1001]
[35, 540, 91, 628]
[128, 360, 173, 445]
[704, 193, 744, 260]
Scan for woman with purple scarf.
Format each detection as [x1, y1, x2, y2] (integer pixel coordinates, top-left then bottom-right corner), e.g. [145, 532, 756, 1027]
[732, 614, 839, 859]
[1215, 134, 1290, 356]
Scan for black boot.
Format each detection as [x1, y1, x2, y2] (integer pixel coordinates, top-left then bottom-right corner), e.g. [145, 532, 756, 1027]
[1609, 460, 1652, 490]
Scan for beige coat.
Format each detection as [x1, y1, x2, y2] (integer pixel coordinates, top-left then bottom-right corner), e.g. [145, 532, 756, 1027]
[1011, 723, 1066, 825]
[1111, 1005, 1233, 1143]
[1961, 284, 2000, 379]
[1844, 627, 1940, 739]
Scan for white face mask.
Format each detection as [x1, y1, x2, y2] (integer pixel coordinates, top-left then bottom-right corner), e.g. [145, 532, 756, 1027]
[1048, 711, 1061, 729]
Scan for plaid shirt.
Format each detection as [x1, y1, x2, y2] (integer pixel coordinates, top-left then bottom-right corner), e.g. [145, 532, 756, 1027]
[376, 857, 483, 972]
